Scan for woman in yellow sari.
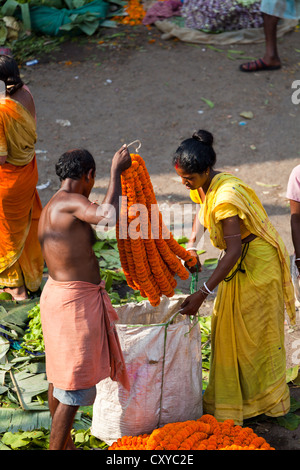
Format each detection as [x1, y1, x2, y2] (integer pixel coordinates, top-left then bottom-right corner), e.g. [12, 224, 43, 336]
[0, 55, 43, 300]
[173, 129, 295, 425]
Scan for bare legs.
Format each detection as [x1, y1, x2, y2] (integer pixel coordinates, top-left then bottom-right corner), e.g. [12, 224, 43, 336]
[48, 383, 78, 450]
[240, 13, 281, 71]
[262, 13, 281, 66]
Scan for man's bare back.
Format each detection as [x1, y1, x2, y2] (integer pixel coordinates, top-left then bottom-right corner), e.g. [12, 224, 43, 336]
[38, 190, 101, 284]
[38, 146, 131, 285]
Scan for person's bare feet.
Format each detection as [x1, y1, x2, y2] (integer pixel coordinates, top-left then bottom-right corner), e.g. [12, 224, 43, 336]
[3, 286, 28, 301]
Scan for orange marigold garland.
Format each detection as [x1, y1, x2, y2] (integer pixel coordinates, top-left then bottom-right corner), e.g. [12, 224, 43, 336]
[108, 415, 275, 451]
[117, 153, 197, 306]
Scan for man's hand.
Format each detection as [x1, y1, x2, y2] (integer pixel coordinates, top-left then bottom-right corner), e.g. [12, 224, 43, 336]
[111, 145, 131, 174]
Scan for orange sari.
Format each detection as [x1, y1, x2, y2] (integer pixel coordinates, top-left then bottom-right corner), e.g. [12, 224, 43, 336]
[0, 96, 43, 292]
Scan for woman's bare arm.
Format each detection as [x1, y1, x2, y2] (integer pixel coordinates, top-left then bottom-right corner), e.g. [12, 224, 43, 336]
[290, 199, 300, 274]
[180, 215, 242, 316]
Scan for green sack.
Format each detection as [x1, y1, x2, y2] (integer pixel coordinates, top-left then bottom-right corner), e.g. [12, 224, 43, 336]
[31, 0, 110, 36]
[1, 0, 111, 36]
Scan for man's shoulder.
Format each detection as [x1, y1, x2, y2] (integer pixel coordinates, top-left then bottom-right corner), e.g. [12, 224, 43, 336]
[48, 190, 88, 209]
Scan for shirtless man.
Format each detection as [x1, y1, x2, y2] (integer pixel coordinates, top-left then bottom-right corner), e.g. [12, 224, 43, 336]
[38, 145, 131, 450]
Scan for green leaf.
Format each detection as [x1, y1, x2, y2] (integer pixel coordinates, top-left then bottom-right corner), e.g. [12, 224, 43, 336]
[0, 292, 13, 300]
[286, 365, 299, 383]
[92, 240, 105, 254]
[1, 429, 49, 450]
[206, 45, 224, 52]
[200, 97, 215, 109]
[290, 396, 300, 413]
[227, 49, 245, 54]
[0, 336, 10, 362]
[276, 412, 300, 430]
[0, 300, 38, 329]
[0, 408, 50, 433]
[0, 440, 11, 450]
[1, 432, 30, 449]
[12, 370, 48, 405]
[176, 236, 189, 244]
[203, 258, 218, 269]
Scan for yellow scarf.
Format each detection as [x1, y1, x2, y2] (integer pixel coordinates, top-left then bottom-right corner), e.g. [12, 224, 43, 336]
[190, 172, 296, 324]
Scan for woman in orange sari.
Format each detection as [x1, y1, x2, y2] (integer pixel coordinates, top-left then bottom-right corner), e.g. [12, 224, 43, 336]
[173, 129, 295, 425]
[0, 55, 43, 300]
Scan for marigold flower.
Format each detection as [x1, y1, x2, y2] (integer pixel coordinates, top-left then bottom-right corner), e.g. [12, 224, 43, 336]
[116, 154, 197, 306]
[113, 0, 146, 25]
[108, 415, 275, 451]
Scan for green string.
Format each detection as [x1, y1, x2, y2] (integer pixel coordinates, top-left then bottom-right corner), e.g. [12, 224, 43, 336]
[190, 268, 199, 294]
[185, 265, 201, 336]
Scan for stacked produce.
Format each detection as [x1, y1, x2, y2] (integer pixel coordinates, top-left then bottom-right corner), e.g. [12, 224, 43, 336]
[108, 414, 275, 450]
[116, 153, 197, 306]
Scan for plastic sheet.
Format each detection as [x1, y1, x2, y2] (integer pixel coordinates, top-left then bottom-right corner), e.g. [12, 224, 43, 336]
[155, 18, 298, 44]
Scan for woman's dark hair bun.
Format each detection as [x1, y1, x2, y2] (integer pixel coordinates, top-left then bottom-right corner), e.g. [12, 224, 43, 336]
[173, 129, 216, 173]
[192, 129, 213, 146]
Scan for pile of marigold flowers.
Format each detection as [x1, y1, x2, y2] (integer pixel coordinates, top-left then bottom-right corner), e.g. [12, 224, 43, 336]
[108, 414, 275, 450]
[113, 0, 146, 25]
[116, 153, 197, 306]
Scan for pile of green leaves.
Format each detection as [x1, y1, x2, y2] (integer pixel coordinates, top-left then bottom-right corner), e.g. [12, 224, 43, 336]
[198, 316, 211, 390]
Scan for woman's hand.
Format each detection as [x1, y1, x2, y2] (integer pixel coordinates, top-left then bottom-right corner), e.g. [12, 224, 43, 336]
[185, 250, 202, 273]
[0, 155, 7, 165]
[179, 290, 207, 316]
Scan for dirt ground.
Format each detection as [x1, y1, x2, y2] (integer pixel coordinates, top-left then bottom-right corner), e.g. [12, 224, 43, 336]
[21, 22, 300, 450]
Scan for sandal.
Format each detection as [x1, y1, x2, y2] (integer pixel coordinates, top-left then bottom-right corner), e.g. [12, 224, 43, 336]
[239, 58, 281, 72]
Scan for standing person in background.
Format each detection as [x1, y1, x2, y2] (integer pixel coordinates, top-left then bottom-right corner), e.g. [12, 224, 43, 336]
[172, 129, 296, 425]
[240, 0, 300, 71]
[287, 164, 300, 306]
[0, 55, 44, 300]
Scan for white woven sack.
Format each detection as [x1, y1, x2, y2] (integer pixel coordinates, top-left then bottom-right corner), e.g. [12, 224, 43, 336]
[91, 295, 202, 446]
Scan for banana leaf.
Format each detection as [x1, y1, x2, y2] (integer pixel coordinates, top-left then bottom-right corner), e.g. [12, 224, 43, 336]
[0, 21, 8, 45]
[0, 407, 91, 433]
[0, 408, 52, 433]
[0, 299, 38, 336]
[0, 0, 31, 30]
[0, 335, 10, 362]
[11, 370, 48, 407]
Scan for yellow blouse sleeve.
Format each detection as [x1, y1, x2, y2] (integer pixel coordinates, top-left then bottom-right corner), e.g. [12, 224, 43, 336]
[190, 189, 202, 204]
[213, 202, 240, 222]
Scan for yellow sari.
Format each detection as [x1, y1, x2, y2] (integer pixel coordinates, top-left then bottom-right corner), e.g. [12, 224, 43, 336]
[191, 173, 295, 425]
[0, 97, 44, 293]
